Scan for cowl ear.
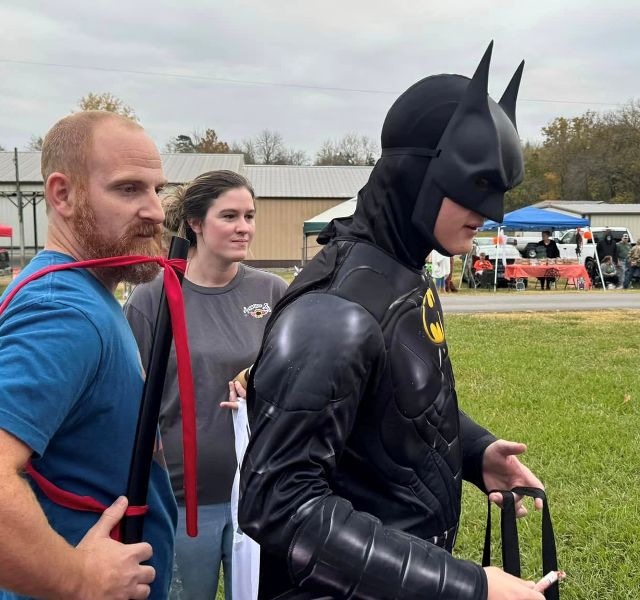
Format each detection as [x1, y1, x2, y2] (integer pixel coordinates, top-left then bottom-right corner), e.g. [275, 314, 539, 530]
[499, 60, 525, 130]
[453, 41, 493, 118]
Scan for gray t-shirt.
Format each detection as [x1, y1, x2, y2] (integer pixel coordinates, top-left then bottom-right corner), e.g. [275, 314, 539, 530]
[124, 264, 287, 505]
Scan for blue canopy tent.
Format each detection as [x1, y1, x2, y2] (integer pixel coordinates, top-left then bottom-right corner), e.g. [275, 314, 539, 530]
[462, 206, 594, 290]
[480, 206, 589, 231]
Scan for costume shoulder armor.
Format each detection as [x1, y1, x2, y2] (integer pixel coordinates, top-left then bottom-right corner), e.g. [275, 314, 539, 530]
[329, 241, 424, 323]
[253, 292, 385, 412]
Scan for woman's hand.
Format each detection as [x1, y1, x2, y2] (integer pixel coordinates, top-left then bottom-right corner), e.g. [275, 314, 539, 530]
[220, 380, 246, 410]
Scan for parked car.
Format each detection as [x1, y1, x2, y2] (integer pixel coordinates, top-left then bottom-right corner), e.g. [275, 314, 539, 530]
[471, 238, 522, 261]
[514, 227, 636, 261]
[556, 227, 635, 264]
[510, 232, 563, 257]
[511, 232, 565, 258]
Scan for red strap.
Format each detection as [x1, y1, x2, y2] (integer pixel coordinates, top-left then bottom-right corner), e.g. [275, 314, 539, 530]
[1, 255, 198, 537]
[25, 461, 148, 542]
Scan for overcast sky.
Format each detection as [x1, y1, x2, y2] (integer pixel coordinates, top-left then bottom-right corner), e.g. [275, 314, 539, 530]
[1, 0, 638, 159]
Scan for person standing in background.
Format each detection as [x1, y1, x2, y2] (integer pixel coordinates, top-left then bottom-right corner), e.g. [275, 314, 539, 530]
[575, 229, 583, 258]
[616, 233, 631, 290]
[536, 230, 560, 290]
[595, 228, 618, 265]
[623, 242, 640, 289]
[445, 255, 458, 292]
[125, 170, 287, 599]
[430, 249, 451, 291]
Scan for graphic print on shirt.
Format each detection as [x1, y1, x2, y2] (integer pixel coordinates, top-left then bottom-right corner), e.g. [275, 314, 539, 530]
[243, 302, 272, 319]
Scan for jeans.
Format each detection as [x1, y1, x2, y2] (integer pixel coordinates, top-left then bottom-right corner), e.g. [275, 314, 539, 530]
[624, 262, 640, 288]
[618, 261, 626, 286]
[538, 277, 555, 290]
[170, 503, 233, 600]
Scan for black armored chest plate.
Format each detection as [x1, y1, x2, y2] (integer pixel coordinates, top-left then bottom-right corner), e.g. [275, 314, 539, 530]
[330, 243, 463, 547]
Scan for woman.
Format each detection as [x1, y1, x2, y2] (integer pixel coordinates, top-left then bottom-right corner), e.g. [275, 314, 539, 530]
[125, 170, 288, 599]
[473, 252, 494, 288]
[536, 230, 560, 290]
[600, 255, 620, 289]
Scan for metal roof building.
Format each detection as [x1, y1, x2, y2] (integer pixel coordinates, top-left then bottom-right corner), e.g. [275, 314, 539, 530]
[245, 165, 370, 198]
[243, 165, 371, 264]
[0, 151, 373, 265]
[0, 152, 245, 189]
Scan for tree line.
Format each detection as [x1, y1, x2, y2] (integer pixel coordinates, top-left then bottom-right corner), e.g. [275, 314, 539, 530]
[166, 128, 378, 167]
[5, 92, 379, 166]
[4, 92, 640, 199]
[506, 99, 640, 209]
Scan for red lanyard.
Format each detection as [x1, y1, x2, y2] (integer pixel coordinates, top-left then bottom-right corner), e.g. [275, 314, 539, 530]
[0, 255, 198, 538]
[24, 460, 148, 542]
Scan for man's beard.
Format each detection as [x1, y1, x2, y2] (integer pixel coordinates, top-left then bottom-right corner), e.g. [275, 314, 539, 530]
[72, 194, 163, 285]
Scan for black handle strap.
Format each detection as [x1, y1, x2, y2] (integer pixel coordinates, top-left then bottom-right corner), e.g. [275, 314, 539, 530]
[482, 487, 559, 600]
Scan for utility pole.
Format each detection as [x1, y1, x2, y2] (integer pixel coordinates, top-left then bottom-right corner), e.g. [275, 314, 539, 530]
[13, 148, 26, 266]
[32, 197, 38, 251]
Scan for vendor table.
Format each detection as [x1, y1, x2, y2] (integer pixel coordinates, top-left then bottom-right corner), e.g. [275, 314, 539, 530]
[504, 264, 591, 289]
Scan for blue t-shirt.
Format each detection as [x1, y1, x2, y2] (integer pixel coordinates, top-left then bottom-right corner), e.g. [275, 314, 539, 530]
[0, 251, 177, 599]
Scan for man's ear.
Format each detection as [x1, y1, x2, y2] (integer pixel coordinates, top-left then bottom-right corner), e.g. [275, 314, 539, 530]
[45, 173, 75, 218]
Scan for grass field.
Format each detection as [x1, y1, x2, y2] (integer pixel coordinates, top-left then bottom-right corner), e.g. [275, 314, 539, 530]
[3, 270, 638, 597]
[214, 309, 639, 599]
[450, 310, 640, 599]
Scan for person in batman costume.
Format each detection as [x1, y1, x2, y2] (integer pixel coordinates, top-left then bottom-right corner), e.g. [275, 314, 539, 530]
[239, 43, 547, 600]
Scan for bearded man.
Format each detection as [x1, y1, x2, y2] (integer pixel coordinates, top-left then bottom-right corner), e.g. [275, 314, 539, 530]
[0, 111, 175, 599]
[239, 45, 547, 600]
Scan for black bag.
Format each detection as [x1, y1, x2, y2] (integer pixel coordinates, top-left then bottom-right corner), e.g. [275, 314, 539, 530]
[482, 487, 560, 599]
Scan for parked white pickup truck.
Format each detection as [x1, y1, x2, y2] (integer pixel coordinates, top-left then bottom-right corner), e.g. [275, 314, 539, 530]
[555, 227, 635, 266]
[508, 232, 564, 258]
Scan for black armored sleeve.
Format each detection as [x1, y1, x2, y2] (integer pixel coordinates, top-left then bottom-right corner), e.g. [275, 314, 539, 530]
[239, 293, 488, 600]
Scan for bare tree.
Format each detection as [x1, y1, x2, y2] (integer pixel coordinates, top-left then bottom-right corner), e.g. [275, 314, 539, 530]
[232, 132, 308, 165]
[254, 130, 285, 165]
[276, 148, 310, 166]
[315, 133, 379, 166]
[26, 135, 44, 151]
[230, 139, 256, 164]
[77, 92, 138, 121]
